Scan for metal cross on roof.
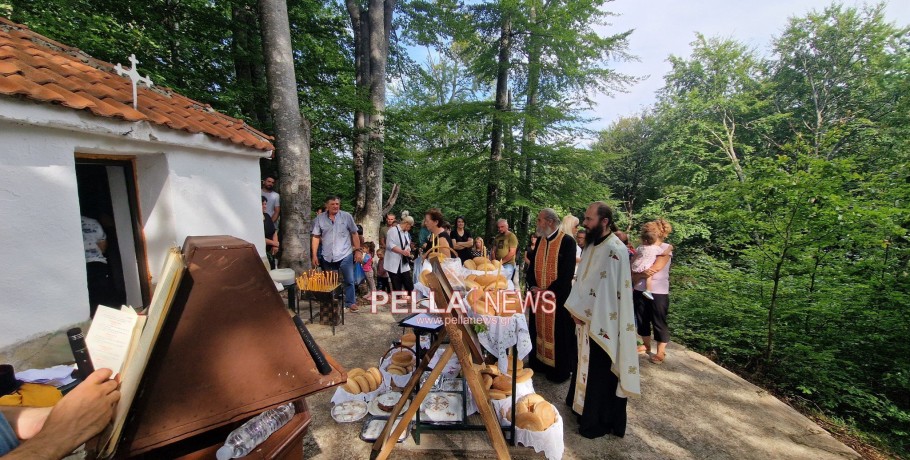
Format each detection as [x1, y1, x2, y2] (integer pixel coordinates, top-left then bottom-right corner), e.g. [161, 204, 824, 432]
[114, 54, 153, 110]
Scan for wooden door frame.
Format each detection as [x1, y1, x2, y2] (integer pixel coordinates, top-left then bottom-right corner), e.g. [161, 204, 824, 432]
[75, 154, 152, 306]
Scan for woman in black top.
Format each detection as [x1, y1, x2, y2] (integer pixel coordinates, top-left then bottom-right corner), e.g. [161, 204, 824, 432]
[422, 208, 455, 256]
[451, 216, 474, 262]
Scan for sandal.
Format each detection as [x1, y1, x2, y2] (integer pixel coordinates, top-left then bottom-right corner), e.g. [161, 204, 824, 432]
[649, 353, 665, 365]
[637, 345, 649, 355]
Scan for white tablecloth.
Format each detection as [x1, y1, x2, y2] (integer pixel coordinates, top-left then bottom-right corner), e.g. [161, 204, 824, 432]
[476, 313, 533, 374]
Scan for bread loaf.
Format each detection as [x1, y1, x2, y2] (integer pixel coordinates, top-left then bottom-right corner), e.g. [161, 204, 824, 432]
[483, 374, 493, 389]
[344, 379, 362, 394]
[363, 372, 378, 392]
[488, 390, 509, 400]
[463, 259, 477, 270]
[369, 367, 383, 385]
[392, 351, 413, 366]
[353, 375, 371, 393]
[515, 412, 549, 431]
[515, 368, 534, 383]
[349, 368, 366, 378]
[492, 375, 512, 391]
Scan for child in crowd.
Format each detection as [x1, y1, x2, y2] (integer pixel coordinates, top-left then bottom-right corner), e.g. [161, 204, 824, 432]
[361, 242, 376, 300]
[631, 220, 671, 300]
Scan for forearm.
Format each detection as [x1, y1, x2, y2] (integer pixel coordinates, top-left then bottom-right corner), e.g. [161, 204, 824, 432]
[311, 237, 320, 258]
[272, 207, 280, 223]
[4, 434, 74, 460]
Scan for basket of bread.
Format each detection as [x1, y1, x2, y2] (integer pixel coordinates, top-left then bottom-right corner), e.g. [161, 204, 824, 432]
[380, 346, 417, 391]
[330, 366, 387, 405]
[462, 256, 502, 272]
[501, 393, 565, 460]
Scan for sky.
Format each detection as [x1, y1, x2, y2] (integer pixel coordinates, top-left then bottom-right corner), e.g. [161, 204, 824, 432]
[586, 0, 910, 133]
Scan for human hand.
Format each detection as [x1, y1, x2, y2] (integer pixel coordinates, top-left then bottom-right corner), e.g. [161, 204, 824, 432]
[38, 369, 119, 455]
[572, 315, 584, 325]
[312, 256, 319, 268]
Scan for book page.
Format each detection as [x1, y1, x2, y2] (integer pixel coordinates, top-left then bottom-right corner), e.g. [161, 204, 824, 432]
[100, 247, 186, 458]
[86, 305, 138, 376]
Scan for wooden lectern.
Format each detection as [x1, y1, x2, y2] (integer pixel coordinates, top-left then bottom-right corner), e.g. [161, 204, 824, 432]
[112, 236, 346, 459]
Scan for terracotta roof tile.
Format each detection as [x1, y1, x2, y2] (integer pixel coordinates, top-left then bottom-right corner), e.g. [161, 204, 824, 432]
[43, 82, 96, 109]
[0, 17, 273, 151]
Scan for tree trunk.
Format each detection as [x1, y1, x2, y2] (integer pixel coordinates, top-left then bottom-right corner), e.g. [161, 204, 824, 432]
[347, 0, 394, 244]
[486, 12, 511, 238]
[518, 5, 540, 240]
[259, 0, 312, 273]
[347, 0, 369, 222]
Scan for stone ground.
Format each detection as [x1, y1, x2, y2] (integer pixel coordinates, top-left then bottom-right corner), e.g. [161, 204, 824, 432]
[300, 300, 859, 460]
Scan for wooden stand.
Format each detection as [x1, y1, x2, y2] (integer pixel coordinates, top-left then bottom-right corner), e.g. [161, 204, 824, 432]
[370, 258, 511, 460]
[111, 236, 346, 459]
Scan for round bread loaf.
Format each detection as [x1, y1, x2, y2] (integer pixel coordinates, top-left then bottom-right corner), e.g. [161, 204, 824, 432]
[473, 257, 488, 266]
[464, 259, 477, 270]
[482, 364, 500, 376]
[488, 390, 509, 400]
[533, 401, 557, 428]
[353, 375, 371, 394]
[515, 412, 548, 431]
[392, 351, 413, 365]
[463, 279, 481, 290]
[492, 375, 512, 391]
[369, 367, 382, 385]
[349, 368, 366, 378]
[482, 374, 493, 390]
[363, 372, 378, 392]
[344, 379, 362, 394]
[515, 368, 534, 383]
[516, 394, 546, 415]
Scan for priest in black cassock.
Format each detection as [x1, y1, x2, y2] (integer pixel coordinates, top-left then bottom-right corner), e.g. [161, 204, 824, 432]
[526, 208, 579, 383]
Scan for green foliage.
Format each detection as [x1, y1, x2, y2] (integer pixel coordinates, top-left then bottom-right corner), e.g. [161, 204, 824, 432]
[601, 3, 910, 455]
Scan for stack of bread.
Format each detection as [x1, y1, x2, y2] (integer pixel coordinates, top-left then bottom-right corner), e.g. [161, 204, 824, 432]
[342, 367, 383, 395]
[478, 362, 534, 401]
[386, 350, 416, 375]
[503, 394, 558, 431]
[400, 331, 416, 349]
[463, 257, 502, 272]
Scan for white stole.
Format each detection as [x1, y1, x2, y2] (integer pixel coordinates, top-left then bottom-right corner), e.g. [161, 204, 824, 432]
[565, 233, 640, 413]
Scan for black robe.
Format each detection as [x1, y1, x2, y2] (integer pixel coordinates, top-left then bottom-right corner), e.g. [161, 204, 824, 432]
[525, 231, 578, 383]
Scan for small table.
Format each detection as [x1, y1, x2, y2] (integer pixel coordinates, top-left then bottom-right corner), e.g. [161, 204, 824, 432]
[302, 285, 344, 335]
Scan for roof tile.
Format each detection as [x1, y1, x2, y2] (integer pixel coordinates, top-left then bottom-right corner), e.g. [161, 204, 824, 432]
[0, 18, 273, 151]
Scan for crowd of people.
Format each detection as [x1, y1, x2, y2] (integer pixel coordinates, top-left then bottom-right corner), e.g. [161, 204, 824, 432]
[255, 179, 678, 440]
[0, 179, 675, 457]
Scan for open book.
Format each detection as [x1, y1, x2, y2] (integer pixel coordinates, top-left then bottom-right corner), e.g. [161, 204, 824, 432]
[96, 247, 186, 458]
[86, 305, 147, 380]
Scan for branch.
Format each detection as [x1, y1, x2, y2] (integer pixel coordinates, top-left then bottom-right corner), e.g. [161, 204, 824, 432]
[381, 183, 400, 215]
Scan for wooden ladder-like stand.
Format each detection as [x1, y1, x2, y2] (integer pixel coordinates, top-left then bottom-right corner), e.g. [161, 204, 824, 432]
[370, 258, 511, 460]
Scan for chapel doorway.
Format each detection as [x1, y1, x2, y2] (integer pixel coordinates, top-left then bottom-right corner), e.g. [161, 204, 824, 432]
[75, 157, 151, 316]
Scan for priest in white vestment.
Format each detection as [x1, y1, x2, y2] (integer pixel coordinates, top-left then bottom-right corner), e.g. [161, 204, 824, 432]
[564, 201, 640, 438]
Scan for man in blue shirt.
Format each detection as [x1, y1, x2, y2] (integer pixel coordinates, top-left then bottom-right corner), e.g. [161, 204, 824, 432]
[311, 195, 361, 311]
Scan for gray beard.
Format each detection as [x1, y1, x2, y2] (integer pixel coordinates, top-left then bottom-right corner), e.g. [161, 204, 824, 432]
[536, 225, 555, 238]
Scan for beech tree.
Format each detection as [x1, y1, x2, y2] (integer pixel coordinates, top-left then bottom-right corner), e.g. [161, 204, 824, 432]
[347, 0, 396, 243]
[259, 0, 312, 272]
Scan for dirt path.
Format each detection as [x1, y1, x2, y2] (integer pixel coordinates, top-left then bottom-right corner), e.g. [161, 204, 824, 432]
[301, 304, 859, 459]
